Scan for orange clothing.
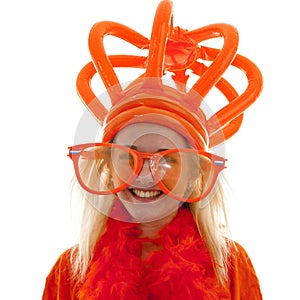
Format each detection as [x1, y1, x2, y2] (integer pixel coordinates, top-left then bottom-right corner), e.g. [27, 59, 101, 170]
[42, 209, 262, 299]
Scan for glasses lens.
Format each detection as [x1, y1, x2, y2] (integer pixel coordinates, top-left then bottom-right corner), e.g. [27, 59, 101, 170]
[77, 145, 136, 193]
[158, 151, 215, 201]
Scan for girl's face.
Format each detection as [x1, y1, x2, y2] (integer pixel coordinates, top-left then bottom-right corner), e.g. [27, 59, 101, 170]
[113, 122, 190, 223]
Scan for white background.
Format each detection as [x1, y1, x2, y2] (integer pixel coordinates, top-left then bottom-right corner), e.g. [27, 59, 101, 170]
[1, 0, 299, 299]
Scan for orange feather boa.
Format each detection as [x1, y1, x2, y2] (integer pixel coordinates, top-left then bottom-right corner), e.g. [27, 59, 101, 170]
[77, 207, 230, 299]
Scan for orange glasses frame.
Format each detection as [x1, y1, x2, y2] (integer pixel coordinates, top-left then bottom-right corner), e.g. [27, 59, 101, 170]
[68, 143, 226, 203]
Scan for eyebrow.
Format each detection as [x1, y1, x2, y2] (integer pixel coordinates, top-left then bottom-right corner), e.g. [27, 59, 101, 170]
[124, 145, 170, 153]
[125, 145, 138, 150]
[157, 148, 170, 152]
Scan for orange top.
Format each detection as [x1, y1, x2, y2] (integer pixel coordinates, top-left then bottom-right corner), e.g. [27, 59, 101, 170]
[42, 245, 262, 299]
[42, 208, 262, 299]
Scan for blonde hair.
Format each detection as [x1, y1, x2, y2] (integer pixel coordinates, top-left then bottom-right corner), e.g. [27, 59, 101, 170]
[190, 181, 232, 284]
[70, 175, 232, 285]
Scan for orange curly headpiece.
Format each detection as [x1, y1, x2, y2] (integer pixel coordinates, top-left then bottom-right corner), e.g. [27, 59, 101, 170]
[76, 0, 262, 149]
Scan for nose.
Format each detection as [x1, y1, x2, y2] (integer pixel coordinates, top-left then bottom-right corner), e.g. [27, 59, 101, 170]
[131, 159, 159, 188]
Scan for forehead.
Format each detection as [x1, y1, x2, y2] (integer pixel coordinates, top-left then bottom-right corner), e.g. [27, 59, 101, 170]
[113, 123, 188, 150]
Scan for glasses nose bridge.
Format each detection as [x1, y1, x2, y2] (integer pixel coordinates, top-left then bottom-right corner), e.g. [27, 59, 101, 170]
[136, 152, 159, 176]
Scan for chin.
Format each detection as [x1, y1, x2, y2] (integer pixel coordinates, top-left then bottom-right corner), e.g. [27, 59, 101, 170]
[117, 190, 182, 223]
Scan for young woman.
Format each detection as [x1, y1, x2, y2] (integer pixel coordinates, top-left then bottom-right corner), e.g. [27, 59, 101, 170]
[42, 1, 263, 299]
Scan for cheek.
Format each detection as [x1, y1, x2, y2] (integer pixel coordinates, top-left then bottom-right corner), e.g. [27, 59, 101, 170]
[110, 156, 136, 185]
[117, 188, 132, 201]
[161, 167, 191, 197]
[182, 165, 204, 199]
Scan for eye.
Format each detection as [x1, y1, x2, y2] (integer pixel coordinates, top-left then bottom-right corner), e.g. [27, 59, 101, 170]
[118, 153, 132, 160]
[159, 154, 179, 167]
[112, 149, 134, 166]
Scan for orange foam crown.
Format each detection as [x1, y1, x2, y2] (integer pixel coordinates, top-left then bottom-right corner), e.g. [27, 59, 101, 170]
[76, 0, 263, 149]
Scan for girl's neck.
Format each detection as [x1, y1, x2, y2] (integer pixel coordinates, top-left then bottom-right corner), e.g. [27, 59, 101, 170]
[138, 210, 178, 239]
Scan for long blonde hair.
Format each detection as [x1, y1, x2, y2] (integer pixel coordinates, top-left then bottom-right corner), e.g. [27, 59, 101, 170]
[70, 175, 232, 285]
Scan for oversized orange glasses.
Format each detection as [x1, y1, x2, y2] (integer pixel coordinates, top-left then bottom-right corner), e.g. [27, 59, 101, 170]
[68, 143, 226, 202]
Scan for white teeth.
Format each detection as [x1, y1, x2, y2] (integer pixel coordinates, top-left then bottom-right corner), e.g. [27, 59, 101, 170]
[132, 189, 161, 198]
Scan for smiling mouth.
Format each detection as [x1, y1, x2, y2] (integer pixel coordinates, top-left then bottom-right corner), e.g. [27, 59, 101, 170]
[129, 188, 163, 199]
